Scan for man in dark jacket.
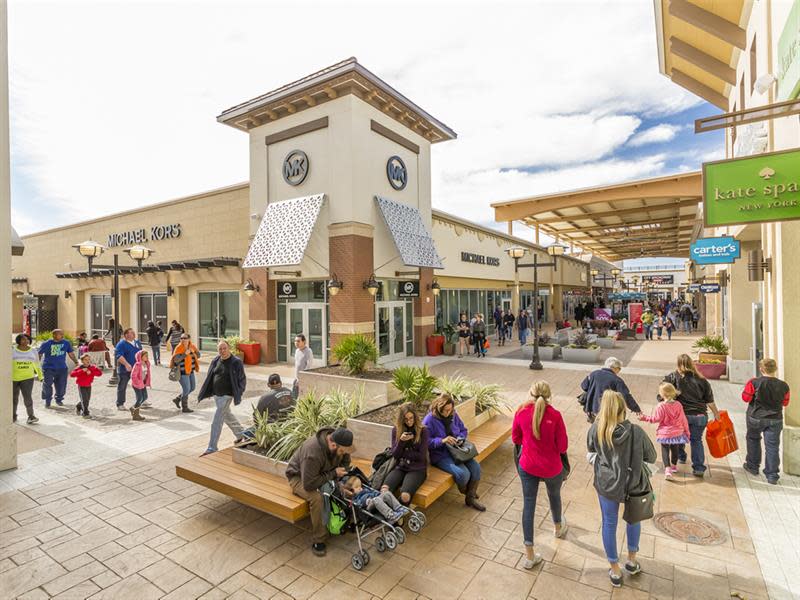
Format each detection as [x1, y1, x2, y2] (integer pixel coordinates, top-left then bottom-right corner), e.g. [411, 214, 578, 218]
[742, 358, 791, 484]
[581, 357, 641, 422]
[198, 340, 246, 456]
[286, 427, 354, 556]
[256, 373, 294, 422]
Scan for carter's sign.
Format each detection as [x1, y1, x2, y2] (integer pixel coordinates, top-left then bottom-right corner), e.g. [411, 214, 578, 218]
[691, 237, 741, 265]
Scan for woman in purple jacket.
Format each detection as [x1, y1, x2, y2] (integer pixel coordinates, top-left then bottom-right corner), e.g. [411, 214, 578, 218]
[381, 403, 429, 505]
[423, 393, 485, 511]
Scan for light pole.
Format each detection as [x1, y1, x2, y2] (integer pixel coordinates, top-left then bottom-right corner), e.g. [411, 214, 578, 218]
[506, 243, 566, 370]
[73, 241, 152, 386]
[590, 268, 620, 295]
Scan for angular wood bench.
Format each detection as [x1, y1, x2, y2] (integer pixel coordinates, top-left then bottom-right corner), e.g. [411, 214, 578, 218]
[176, 414, 511, 523]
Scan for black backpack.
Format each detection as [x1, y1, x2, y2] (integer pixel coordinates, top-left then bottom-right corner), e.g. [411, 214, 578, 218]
[369, 448, 396, 489]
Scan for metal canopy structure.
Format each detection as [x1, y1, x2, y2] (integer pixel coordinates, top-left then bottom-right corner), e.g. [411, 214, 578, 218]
[491, 172, 701, 261]
[55, 256, 240, 279]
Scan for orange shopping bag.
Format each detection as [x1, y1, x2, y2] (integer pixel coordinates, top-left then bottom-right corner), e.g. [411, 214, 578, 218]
[483, 338, 490, 349]
[705, 410, 738, 459]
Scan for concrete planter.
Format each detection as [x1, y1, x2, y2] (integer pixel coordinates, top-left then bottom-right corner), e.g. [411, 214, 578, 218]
[298, 369, 400, 412]
[596, 337, 616, 349]
[522, 345, 561, 361]
[231, 447, 289, 477]
[555, 328, 572, 347]
[562, 346, 602, 363]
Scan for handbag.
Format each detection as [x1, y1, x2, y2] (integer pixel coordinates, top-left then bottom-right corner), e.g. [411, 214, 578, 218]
[560, 453, 571, 479]
[447, 438, 478, 463]
[622, 427, 654, 523]
[168, 366, 180, 382]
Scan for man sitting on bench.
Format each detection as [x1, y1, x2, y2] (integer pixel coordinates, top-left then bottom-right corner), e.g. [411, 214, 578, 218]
[285, 427, 354, 557]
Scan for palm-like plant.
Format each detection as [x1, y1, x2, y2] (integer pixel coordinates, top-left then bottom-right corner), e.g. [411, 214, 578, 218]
[468, 382, 507, 414]
[693, 335, 728, 355]
[332, 334, 378, 376]
[392, 365, 438, 408]
[251, 403, 280, 450]
[437, 375, 472, 404]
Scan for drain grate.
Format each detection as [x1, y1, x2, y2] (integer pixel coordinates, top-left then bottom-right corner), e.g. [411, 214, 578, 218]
[653, 512, 726, 546]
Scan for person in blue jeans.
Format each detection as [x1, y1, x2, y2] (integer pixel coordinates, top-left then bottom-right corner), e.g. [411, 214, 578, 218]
[742, 358, 791, 485]
[587, 390, 656, 588]
[197, 340, 246, 456]
[38, 329, 78, 407]
[423, 393, 485, 511]
[114, 328, 142, 410]
[662, 354, 720, 477]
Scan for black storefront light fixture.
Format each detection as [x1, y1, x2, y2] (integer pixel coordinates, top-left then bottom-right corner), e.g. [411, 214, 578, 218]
[428, 280, 441, 296]
[124, 245, 154, 275]
[363, 274, 380, 296]
[243, 279, 260, 297]
[72, 240, 105, 275]
[327, 275, 343, 297]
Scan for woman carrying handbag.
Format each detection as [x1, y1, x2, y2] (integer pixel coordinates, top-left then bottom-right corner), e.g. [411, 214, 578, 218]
[169, 333, 201, 413]
[587, 390, 656, 589]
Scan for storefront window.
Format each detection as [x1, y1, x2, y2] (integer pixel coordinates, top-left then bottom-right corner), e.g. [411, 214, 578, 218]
[90, 295, 112, 339]
[198, 291, 240, 351]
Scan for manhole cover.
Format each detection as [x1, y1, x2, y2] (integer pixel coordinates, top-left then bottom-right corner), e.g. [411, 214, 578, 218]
[653, 512, 725, 546]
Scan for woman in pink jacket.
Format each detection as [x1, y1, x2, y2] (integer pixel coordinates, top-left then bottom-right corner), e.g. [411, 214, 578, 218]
[130, 350, 152, 422]
[639, 382, 690, 480]
[512, 381, 569, 569]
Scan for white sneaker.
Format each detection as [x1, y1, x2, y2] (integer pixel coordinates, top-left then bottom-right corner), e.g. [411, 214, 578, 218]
[523, 553, 543, 569]
[116, 405, 127, 411]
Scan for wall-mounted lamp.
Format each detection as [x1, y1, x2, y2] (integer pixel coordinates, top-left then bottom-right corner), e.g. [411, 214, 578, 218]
[327, 275, 343, 296]
[64, 290, 72, 299]
[167, 286, 175, 297]
[748, 249, 771, 282]
[363, 274, 380, 296]
[427, 280, 441, 296]
[243, 279, 260, 297]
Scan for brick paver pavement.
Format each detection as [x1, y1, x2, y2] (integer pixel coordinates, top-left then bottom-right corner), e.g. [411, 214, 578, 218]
[1, 337, 780, 599]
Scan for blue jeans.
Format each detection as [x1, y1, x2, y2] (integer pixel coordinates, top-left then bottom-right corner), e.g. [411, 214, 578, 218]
[519, 328, 529, 345]
[643, 325, 651, 340]
[519, 467, 562, 546]
[116, 369, 130, 407]
[133, 387, 148, 408]
[150, 344, 161, 365]
[473, 335, 485, 355]
[682, 319, 692, 333]
[598, 493, 640, 564]
[206, 395, 244, 453]
[745, 416, 783, 480]
[433, 454, 481, 488]
[41, 368, 68, 405]
[179, 373, 196, 400]
[678, 414, 708, 473]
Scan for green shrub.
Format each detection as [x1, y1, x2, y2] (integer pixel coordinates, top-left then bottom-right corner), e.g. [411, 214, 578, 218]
[693, 335, 728, 355]
[333, 334, 378, 376]
[392, 365, 437, 408]
[571, 330, 593, 349]
[468, 382, 507, 414]
[437, 375, 471, 404]
[34, 330, 78, 347]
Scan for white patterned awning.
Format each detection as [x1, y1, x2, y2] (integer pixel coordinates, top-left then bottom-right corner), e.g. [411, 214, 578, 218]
[243, 194, 325, 268]
[375, 195, 443, 269]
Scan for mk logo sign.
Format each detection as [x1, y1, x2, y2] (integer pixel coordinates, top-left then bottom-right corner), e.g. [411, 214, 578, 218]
[386, 155, 407, 190]
[282, 150, 309, 186]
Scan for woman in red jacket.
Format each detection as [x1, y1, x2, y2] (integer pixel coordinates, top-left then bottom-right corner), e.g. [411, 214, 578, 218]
[512, 381, 569, 569]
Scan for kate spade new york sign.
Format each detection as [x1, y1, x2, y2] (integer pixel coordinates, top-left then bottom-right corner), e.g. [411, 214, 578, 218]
[703, 149, 800, 227]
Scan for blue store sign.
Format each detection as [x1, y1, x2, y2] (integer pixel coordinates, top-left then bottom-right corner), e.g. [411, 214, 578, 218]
[700, 283, 721, 294]
[690, 237, 740, 265]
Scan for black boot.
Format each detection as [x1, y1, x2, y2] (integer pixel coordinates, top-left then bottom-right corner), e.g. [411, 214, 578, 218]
[465, 479, 486, 512]
[181, 397, 194, 413]
[172, 395, 182, 410]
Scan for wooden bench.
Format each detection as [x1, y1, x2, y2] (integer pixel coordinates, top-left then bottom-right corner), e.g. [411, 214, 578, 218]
[176, 414, 511, 522]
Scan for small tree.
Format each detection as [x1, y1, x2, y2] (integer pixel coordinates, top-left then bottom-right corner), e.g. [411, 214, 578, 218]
[392, 365, 437, 408]
[332, 334, 378, 376]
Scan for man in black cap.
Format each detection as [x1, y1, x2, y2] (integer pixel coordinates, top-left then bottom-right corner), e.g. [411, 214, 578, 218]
[285, 426, 354, 556]
[256, 374, 294, 422]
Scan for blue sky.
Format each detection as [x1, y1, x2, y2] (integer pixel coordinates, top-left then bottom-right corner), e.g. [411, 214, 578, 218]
[8, 0, 723, 268]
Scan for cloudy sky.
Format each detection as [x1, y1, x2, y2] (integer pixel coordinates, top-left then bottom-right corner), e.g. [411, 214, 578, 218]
[8, 0, 723, 262]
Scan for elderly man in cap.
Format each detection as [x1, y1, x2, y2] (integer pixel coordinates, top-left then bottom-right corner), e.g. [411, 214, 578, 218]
[580, 357, 642, 423]
[286, 426, 354, 556]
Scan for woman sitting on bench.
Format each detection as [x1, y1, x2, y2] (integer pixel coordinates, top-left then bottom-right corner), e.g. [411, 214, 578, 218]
[381, 403, 429, 506]
[423, 393, 486, 512]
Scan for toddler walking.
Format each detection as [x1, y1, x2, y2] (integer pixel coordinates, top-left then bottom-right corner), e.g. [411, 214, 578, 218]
[130, 350, 152, 422]
[70, 355, 102, 418]
[639, 382, 689, 481]
[343, 477, 408, 522]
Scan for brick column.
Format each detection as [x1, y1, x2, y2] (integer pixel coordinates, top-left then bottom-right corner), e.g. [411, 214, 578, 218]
[329, 223, 375, 363]
[413, 268, 435, 356]
[246, 267, 276, 363]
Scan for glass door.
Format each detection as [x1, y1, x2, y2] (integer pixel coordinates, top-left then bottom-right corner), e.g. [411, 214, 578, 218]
[287, 303, 327, 365]
[137, 293, 168, 340]
[198, 291, 240, 351]
[376, 301, 409, 363]
[90, 295, 112, 339]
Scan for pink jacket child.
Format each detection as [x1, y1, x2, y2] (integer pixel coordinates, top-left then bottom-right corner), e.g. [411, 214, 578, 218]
[639, 400, 690, 443]
[129, 350, 152, 419]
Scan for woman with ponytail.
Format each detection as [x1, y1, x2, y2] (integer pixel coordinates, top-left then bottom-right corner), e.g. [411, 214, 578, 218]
[512, 381, 568, 569]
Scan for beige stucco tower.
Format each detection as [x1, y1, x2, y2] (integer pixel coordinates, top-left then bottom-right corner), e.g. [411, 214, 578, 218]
[218, 59, 456, 363]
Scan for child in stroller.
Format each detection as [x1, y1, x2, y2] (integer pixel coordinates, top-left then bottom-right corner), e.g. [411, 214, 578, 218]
[342, 476, 407, 522]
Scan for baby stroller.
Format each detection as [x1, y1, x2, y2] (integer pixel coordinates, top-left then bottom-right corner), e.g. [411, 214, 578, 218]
[327, 467, 427, 571]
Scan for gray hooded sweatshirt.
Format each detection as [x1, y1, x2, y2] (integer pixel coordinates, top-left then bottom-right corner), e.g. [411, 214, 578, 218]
[587, 420, 656, 503]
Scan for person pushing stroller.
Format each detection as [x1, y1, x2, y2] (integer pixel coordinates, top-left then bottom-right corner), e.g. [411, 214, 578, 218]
[342, 476, 408, 522]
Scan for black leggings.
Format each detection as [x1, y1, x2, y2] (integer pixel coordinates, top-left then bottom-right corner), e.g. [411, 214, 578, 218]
[661, 443, 680, 468]
[383, 468, 427, 504]
[77, 386, 92, 415]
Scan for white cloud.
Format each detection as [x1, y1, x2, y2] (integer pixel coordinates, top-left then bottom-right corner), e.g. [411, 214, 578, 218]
[628, 124, 682, 147]
[8, 0, 705, 233]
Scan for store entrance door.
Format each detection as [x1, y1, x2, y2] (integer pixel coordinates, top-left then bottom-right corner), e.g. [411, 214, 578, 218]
[137, 293, 167, 340]
[376, 301, 409, 363]
[287, 303, 326, 365]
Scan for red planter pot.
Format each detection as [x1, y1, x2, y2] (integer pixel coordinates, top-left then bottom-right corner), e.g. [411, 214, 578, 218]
[238, 342, 262, 365]
[696, 362, 726, 380]
[426, 335, 444, 357]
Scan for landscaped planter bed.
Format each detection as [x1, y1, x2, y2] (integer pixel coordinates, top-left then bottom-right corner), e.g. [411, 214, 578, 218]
[298, 366, 399, 411]
[562, 346, 602, 363]
[231, 446, 289, 476]
[522, 345, 561, 361]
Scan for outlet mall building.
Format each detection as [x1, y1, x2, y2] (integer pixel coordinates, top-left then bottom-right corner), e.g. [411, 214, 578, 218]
[11, 59, 599, 365]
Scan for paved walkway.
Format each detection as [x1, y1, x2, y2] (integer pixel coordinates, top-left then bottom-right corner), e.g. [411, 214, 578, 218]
[0, 336, 797, 599]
